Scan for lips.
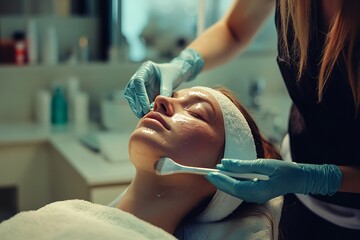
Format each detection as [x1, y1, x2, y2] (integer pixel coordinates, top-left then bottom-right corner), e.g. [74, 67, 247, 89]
[143, 112, 170, 130]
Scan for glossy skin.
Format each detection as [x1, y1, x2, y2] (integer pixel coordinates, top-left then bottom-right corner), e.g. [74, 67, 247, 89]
[118, 88, 226, 233]
[128, 88, 225, 183]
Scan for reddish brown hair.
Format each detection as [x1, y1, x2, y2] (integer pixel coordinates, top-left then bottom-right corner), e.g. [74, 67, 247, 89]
[216, 87, 282, 160]
[279, 0, 360, 112]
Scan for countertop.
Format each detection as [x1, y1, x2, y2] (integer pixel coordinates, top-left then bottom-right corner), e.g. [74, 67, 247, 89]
[0, 123, 49, 144]
[0, 123, 135, 187]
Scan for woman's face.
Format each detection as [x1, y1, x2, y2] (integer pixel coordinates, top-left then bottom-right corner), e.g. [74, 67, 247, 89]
[129, 88, 225, 174]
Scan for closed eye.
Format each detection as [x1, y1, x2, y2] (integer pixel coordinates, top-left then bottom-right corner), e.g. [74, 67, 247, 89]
[174, 90, 213, 122]
[188, 110, 206, 121]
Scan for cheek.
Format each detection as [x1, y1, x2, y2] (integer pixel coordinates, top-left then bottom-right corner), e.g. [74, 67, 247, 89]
[171, 122, 223, 168]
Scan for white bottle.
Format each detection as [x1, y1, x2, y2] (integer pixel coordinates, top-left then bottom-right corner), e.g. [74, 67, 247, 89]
[73, 92, 89, 131]
[66, 76, 80, 123]
[35, 89, 51, 128]
[67, 76, 80, 99]
[26, 19, 38, 65]
[42, 26, 58, 65]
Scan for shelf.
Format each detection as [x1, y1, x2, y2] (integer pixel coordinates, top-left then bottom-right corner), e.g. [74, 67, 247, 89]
[0, 62, 141, 71]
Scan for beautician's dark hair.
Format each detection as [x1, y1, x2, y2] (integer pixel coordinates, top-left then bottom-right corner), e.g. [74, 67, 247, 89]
[215, 87, 282, 160]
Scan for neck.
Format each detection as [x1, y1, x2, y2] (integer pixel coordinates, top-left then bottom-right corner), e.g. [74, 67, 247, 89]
[116, 170, 208, 234]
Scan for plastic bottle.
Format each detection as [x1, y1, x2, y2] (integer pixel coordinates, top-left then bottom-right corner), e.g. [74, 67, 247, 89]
[51, 85, 68, 125]
[42, 26, 58, 65]
[26, 19, 38, 65]
[13, 31, 26, 65]
[73, 92, 89, 131]
[66, 76, 80, 122]
[35, 89, 51, 128]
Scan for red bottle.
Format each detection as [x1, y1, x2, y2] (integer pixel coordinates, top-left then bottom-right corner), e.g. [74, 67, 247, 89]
[13, 31, 27, 65]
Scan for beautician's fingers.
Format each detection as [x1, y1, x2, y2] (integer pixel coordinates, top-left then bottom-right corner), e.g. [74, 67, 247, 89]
[210, 160, 342, 202]
[124, 49, 204, 118]
[206, 172, 272, 204]
[158, 66, 175, 98]
[124, 79, 149, 118]
[218, 158, 280, 175]
[124, 81, 143, 118]
[124, 62, 158, 118]
[206, 172, 242, 197]
[133, 77, 151, 116]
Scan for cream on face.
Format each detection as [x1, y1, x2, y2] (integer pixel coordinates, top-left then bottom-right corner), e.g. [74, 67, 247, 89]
[129, 88, 225, 173]
[171, 92, 214, 128]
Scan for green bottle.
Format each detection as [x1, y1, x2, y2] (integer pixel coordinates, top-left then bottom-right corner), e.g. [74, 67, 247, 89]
[51, 86, 68, 125]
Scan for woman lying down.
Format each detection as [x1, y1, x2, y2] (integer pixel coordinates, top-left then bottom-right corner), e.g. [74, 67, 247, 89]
[0, 86, 282, 240]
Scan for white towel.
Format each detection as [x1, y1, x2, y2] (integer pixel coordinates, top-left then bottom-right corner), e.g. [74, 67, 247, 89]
[176, 196, 283, 240]
[0, 200, 176, 240]
[192, 87, 257, 222]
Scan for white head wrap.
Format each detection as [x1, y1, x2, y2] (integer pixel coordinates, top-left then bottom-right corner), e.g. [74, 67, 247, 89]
[192, 87, 257, 222]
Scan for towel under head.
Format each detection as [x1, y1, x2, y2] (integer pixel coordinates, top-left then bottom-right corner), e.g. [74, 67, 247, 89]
[191, 87, 257, 222]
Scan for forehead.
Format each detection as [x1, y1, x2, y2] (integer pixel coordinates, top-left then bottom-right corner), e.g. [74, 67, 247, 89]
[176, 88, 223, 118]
[176, 88, 208, 97]
[176, 88, 216, 104]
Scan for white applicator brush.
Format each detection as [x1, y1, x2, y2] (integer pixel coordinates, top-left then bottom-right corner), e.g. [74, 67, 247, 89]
[154, 157, 269, 181]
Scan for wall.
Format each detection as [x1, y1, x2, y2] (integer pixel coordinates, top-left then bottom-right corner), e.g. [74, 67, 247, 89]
[183, 53, 287, 103]
[0, 63, 139, 123]
[0, 53, 288, 124]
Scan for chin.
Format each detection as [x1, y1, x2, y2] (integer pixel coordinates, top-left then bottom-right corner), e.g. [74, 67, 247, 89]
[128, 129, 167, 173]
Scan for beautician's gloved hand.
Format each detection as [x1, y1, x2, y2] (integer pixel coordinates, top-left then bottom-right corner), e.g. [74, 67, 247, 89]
[206, 159, 343, 204]
[124, 48, 204, 118]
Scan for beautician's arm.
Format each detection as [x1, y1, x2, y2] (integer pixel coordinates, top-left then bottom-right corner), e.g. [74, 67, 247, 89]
[188, 0, 275, 71]
[338, 166, 360, 193]
[124, 0, 275, 117]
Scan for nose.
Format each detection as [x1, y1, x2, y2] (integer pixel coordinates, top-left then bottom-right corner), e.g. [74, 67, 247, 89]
[153, 95, 174, 116]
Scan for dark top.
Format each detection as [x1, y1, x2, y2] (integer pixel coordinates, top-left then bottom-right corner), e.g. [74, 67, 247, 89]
[275, 1, 360, 209]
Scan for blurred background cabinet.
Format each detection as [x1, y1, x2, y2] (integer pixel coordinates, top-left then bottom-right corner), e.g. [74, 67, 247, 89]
[0, 0, 111, 64]
[0, 127, 133, 223]
[0, 0, 277, 65]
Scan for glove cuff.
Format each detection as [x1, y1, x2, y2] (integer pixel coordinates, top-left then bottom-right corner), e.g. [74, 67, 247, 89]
[324, 164, 343, 195]
[301, 163, 343, 196]
[171, 48, 204, 86]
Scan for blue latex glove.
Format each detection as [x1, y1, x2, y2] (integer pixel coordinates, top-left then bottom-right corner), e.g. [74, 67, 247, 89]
[206, 159, 343, 204]
[124, 48, 204, 118]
